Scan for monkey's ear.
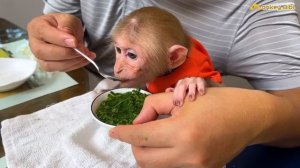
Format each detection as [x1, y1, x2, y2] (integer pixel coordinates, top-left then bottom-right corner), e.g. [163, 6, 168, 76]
[168, 45, 188, 69]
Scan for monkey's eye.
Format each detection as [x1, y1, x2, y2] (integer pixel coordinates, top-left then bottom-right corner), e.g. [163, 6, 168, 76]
[115, 47, 121, 54]
[126, 52, 137, 59]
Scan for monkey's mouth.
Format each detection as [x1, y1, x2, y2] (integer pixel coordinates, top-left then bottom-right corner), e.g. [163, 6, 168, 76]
[116, 77, 129, 82]
[120, 79, 132, 83]
[117, 76, 135, 82]
[119, 78, 138, 86]
[120, 79, 129, 83]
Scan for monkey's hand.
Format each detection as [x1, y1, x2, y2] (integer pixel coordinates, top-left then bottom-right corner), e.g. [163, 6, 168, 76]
[165, 77, 207, 106]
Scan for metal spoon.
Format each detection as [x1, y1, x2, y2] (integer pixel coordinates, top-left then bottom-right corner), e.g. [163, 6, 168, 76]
[73, 48, 120, 81]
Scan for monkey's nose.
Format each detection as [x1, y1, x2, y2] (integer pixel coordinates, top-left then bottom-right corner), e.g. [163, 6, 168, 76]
[114, 66, 123, 75]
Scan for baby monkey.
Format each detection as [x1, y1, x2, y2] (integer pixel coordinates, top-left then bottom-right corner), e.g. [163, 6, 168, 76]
[111, 7, 222, 106]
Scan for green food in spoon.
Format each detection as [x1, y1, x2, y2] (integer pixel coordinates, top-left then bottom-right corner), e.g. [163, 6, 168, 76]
[96, 89, 148, 125]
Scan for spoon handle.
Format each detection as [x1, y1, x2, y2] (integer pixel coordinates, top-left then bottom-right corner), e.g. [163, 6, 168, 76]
[73, 48, 100, 72]
[73, 48, 120, 81]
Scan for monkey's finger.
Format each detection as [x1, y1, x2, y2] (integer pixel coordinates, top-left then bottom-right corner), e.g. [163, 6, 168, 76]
[196, 78, 206, 95]
[173, 81, 188, 106]
[187, 83, 197, 101]
[165, 87, 174, 92]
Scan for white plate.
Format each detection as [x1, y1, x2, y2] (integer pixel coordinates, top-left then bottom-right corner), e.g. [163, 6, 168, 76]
[0, 58, 37, 92]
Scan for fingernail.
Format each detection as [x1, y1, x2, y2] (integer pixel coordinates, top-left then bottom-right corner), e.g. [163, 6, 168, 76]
[64, 38, 75, 47]
[174, 100, 182, 106]
[189, 95, 194, 100]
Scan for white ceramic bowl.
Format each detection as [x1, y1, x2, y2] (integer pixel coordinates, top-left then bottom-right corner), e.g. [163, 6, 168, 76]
[0, 58, 37, 92]
[91, 88, 150, 128]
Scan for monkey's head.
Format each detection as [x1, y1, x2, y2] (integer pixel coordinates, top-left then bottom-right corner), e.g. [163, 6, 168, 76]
[111, 7, 190, 88]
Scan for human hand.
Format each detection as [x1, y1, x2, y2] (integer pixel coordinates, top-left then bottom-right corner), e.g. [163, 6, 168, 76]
[109, 88, 268, 168]
[27, 13, 96, 72]
[166, 77, 207, 106]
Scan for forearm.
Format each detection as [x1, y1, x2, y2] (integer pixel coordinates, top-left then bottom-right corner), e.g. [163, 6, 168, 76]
[189, 87, 300, 148]
[264, 88, 300, 147]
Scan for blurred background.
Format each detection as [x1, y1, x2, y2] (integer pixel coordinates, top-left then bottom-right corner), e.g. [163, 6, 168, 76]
[0, 0, 44, 29]
[0, 0, 299, 88]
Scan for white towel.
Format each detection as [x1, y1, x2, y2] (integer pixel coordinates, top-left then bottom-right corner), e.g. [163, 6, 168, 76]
[1, 79, 137, 168]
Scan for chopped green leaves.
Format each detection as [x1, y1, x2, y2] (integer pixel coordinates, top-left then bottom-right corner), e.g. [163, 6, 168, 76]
[96, 89, 148, 125]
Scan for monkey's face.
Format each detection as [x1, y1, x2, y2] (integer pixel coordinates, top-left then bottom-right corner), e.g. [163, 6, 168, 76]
[113, 36, 156, 88]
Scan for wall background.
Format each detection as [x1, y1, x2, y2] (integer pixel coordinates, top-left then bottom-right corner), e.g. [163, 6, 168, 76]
[296, 0, 300, 15]
[0, 0, 299, 88]
[0, 0, 44, 28]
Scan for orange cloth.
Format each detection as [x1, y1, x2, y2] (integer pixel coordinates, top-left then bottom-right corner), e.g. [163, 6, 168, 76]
[147, 37, 222, 94]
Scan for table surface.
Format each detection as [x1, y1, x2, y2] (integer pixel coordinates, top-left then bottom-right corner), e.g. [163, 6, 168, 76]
[0, 18, 101, 157]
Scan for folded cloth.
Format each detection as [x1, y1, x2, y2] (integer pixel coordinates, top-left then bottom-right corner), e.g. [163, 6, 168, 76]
[1, 79, 137, 168]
